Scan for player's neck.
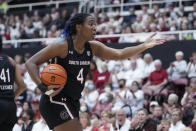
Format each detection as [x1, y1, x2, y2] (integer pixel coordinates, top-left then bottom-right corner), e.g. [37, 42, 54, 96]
[72, 36, 86, 54]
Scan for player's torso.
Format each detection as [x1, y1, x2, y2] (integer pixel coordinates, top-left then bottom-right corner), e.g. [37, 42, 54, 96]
[0, 55, 15, 99]
[56, 39, 93, 100]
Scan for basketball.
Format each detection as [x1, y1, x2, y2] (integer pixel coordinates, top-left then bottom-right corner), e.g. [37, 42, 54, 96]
[40, 64, 67, 87]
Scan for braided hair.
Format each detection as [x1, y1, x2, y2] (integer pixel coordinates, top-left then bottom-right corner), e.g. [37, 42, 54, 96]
[63, 13, 91, 39]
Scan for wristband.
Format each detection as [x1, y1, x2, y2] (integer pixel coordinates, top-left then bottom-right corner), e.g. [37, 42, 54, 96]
[37, 83, 48, 93]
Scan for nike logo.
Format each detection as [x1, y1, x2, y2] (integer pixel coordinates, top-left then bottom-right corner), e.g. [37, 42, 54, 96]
[48, 68, 57, 71]
[69, 51, 73, 54]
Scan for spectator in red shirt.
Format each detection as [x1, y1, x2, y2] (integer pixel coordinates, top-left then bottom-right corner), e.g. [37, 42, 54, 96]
[90, 61, 99, 84]
[142, 59, 168, 98]
[95, 64, 110, 93]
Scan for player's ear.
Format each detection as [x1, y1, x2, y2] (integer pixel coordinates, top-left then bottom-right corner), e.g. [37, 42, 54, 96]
[76, 24, 82, 33]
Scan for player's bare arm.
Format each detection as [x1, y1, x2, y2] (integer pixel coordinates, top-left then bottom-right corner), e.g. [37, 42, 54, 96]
[90, 33, 165, 60]
[25, 41, 68, 85]
[8, 57, 26, 99]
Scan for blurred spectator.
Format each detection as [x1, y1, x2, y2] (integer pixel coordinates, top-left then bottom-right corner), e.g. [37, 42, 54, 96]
[21, 109, 35, 131]
[91, 113, 100, 131]
[153, 4, 160, 18]
[90, 61, 99, 84]
[169, 108, 186, 131]
[130, 108, 157, 131]
[29, 29, 42, 47]
[112, 79, 132, 113]
[19, 29, 29, 48]
[50, 7, 57, 21]
[92, 92, 113, 116]
[50, 24, 60, 37]
[71, 7, 78, 18]
[100, 111, 112, 131]
[80, 102, 88, 113]
[181, 78, 196, 106]
[24, 21, 35, 37]
[83, 81, 99, 109]
[33, 88, 41, 101]
[132, 14, 143, 32]
[143, 53, 155, 79]
[12, 118, 23, 131]
[79, 112, 92, 131]
[32, 99, 41, 122]
[167, 51, 187, 81]
[182, 104, 194, 127]
[142, 59, 168, 100]
[95, 64, 110, 93]
[163, 93, 180, 115]
[189, 111, 196, 130]
[118, 26, 136, 43]
[123, 7, 136, 25]
[149, 101, 159, 116]
[22, 102, 32, 112]
[110, 109, 131, 131]
[32, 11, 42, 30]
[151, 105, 163, 124]
[43, 13, 51, 30]
[187, 52, 196, 79]
[10, 22, 20, 40]
[50, 11, 64, 30]
[42, 30, 56, 46]
[127, 81, 144, 114]
[125, 59, 144, 87]
[109, 63, 125, 89]
[32, 118, 51, 131]
[157, 119, 170, 131]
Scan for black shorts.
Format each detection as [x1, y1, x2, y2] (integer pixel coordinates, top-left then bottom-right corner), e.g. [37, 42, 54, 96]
[0, 99, 17, 131]
[39, 94, 80, 129]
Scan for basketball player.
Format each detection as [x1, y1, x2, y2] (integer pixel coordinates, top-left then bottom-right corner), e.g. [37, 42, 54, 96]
[26, 13, 165, 131]
[0, 37, 27, 131]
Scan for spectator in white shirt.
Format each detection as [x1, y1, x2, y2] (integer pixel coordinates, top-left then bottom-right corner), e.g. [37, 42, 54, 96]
[12, 118, 23, 131]
[187, 52, 196, 79]
[83, 81, 99, 109]
[127, 81, 144, 114]
[125, 59, 144, 87]
[110, 63, 126, 89]
[143, 53, 155, 78]
[112, 79, 132, 113]
[110, 109, 131, 131]
[169, 108, 186, 131]
[32, 118, 52, 131]
[167, 51, 187, 81]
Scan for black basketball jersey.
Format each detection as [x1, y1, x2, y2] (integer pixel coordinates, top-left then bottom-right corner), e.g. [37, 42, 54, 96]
[56, 37, 93, 100]
[0, 54, 15, 100]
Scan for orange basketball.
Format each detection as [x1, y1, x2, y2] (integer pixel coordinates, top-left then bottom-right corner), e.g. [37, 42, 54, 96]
[40, 64, 67, 87]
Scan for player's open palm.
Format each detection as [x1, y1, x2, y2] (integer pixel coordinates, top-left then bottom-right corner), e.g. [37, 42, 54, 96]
[144, 32, 166, 49]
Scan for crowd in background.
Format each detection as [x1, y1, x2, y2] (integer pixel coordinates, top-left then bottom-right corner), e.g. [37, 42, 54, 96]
[0, 1, 195, 48]
[96, 1, 196, 43]
[12, 50, 196, 131]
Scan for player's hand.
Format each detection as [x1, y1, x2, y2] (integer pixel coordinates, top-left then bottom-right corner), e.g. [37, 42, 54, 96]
[143, 32, 166, 49]
[45, 85, 63, 97]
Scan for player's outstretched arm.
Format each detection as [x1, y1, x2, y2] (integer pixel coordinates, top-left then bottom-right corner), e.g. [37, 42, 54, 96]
[90, 32, 165, 60]
[8, 57, 26, 99]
